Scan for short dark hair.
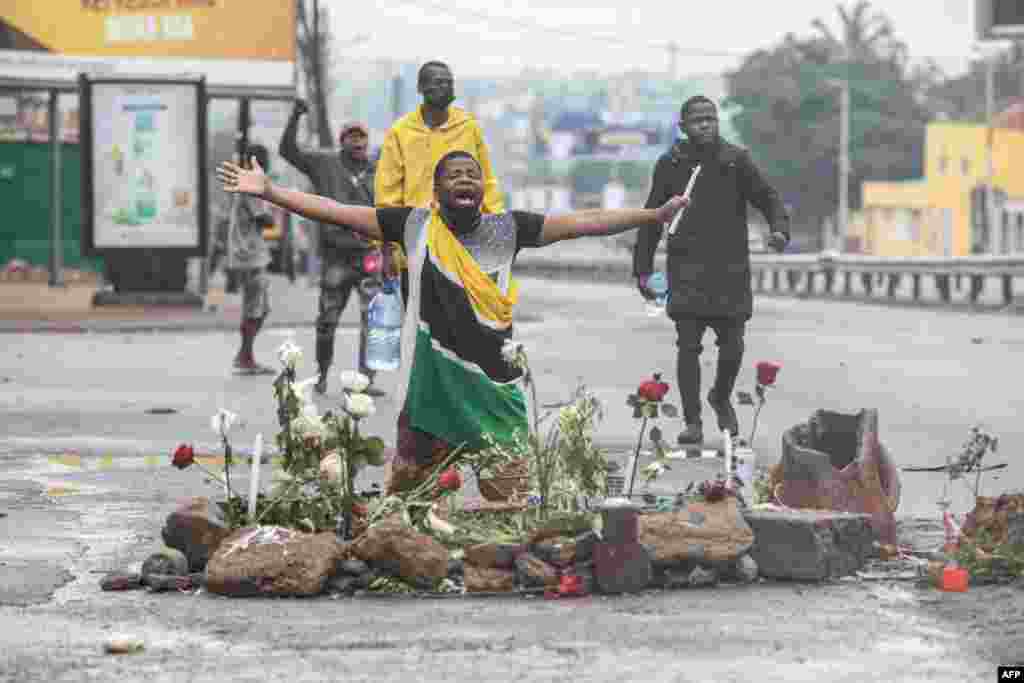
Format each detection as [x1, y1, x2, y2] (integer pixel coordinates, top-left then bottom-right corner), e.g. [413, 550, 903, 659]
[680, 95, 716, 120]
[418, 60, 451, 87]
[434, 150, 480, 186]
[246, 143, 269, 170]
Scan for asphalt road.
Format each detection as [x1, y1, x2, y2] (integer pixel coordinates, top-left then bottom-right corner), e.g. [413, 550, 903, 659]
[0, 275, 1021, 681]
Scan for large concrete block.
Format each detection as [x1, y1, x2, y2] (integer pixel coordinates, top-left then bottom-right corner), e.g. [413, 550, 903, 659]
[743, 509, 877, 581]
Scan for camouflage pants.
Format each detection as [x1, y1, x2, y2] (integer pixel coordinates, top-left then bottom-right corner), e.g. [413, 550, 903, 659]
[316, 259, 377, 376]
[234, 268, 270, 320]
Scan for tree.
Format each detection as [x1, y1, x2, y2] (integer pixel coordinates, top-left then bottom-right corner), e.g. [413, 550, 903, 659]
[296, 0, 334, 148]
[725, 1, 932, 248]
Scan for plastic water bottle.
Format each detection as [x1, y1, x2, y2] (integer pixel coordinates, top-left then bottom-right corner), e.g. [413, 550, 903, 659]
[645, 271, 669, 317]
[366, 277, 403, 371]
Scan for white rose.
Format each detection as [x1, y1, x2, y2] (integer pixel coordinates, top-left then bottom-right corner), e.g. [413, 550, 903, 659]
[277, 340, 303, 370]
[339, 370, 371, 393]
[345, 392, 376, 419]
[642, 461, 668, 480]
[501, 340, 524, 365]
[210, 408, 239, 437]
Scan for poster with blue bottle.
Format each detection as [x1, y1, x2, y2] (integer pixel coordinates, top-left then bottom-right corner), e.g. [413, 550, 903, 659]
[90, 82, 200, 249]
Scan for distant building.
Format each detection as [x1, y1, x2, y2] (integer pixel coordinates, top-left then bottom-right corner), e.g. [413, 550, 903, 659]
[849, 118, 1024, 256]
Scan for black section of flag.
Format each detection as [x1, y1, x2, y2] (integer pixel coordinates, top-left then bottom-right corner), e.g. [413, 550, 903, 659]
[0, 19, 50, 51]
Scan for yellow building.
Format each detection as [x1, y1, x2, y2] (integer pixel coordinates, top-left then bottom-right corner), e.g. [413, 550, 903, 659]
[849, 121, 1024, 256]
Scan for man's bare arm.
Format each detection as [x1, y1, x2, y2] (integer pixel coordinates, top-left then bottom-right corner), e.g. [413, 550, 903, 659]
[263, 185, 384, 242]
[538, 197, 687, 246]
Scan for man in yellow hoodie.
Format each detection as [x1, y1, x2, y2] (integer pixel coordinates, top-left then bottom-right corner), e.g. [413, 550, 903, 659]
[375, 60, 504, 303]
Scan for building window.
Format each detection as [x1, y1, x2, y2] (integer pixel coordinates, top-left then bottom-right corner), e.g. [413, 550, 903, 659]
[911, 209, 922, 243]
[961, 157, 971, 175]
[1017, 213, 1024, 252]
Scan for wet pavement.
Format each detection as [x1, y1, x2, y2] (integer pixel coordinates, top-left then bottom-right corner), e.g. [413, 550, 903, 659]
[1, 274, 1022, 680]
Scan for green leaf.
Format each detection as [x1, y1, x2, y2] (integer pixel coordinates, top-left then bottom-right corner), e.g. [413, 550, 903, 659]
[643, 403, 658, 419]
[660, 403, 678, 418]
[649, 426, 663, 443]
[633, 405, 643, 419]
[362, 437, 386, 466]
[626, 394, 640, 408]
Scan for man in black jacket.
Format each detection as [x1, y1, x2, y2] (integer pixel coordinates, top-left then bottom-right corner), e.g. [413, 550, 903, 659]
[633, 96, 790, 446]
[279, 100, 383, 396]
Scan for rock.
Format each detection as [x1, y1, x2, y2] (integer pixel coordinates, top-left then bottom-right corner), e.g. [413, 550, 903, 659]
[744, 509, 876, 581]
[638, 498, 755, 565]
[140, 547, 189, 581]
[328, 573, 371, 595]
[573, 531, 599, 563]
[531, 539, 576, 567]
[161, 497, 232, 572]
[103, 636, 144, 655]
[687, 565, 719, 588]
[464, 564, 516, 592]
[350, 518, 449, 582]
[463, 543, 525, 569]
[206, 527, 347, 597]
[593, 542, 652, 594]
[962, 494, 1024, 548]
[567, 563, 595, 594]
[514, 553, 560, 588]
[721, 555, 759, 584]
[144, 573, 197, 593]
[777, 409, 900, 545]
[1009, 512, 1024, 547]
[336, 559, 369, 577]
[100, 572, 143, 591]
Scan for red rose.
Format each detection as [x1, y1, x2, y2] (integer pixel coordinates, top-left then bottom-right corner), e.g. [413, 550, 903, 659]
[172, 443, 195, 470]
[438, 468, 463, 491]
[755, 361, 782, 387]
[352, 502, 369, 517]
[637, 374, 670, 402]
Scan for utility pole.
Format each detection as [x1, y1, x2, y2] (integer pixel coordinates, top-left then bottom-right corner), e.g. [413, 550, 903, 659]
[838, 78, 850, 252]
[48, 89, 63, 288]
[985, 52, 999, 254]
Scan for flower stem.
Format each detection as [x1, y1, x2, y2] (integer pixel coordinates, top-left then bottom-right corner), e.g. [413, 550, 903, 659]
[748, 399, 764, 447]
[627, 416, 648, 499]
[222, 436, 234, 499]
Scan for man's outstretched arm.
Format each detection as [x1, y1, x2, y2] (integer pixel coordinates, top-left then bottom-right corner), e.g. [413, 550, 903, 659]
[278, 100, 314, 177]
[218, 159, 385, 242]
[537, 196, 687, 246]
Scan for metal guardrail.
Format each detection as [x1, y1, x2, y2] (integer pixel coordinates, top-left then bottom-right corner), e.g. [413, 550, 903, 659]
[749, 253, 1024, 306]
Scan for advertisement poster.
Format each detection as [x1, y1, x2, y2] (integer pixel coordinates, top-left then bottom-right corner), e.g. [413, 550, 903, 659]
[91, 81, 199, 248]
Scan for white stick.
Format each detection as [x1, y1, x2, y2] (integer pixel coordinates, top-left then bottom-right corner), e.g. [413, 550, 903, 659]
[667, 164, 702, 236]
[248, 433, 263, 524]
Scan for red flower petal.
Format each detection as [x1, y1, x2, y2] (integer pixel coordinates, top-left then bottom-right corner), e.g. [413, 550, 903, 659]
[171, 443, 195, 470]
[755, 361, 782, 387]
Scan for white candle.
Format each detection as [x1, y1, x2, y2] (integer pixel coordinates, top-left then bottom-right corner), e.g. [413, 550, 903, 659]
[248, 433, 263, 524]
[667, 164, 702, 236]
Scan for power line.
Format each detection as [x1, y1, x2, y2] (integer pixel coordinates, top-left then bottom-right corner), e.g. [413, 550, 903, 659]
[375, 1, 981, 65]
[394, 0, 745, 57]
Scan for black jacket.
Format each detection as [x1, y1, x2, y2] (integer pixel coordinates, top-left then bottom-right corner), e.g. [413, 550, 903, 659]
[279, 115, 376, 260]
[632, 138, 789, 319]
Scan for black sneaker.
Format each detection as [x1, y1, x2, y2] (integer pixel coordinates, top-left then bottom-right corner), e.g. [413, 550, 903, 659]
[707, 390, 739, 437]
[677, 423, 704, 446]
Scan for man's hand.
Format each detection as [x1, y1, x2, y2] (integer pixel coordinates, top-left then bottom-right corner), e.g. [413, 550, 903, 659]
[293, 99, 309, 116]
[654, 194, 689, 225]
[636, 274, 656, 301]
[217, 157, 271, 197]
[766, 231, 788, 253]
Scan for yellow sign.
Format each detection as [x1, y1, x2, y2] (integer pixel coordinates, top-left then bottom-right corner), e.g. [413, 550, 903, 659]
[3, 0, 295, 62]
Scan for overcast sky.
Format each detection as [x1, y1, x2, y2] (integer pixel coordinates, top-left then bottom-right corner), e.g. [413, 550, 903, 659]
[328, 0, 982, 80]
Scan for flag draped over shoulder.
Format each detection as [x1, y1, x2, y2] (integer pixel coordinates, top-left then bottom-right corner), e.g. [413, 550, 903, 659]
[400, 209, 528, 452]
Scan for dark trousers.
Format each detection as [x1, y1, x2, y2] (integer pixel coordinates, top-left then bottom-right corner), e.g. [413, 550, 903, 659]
[673, 316, 746, 426]
[315, 260, 376, 379]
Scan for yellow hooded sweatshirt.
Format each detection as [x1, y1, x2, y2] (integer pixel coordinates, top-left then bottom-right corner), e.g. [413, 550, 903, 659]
[376, 105, 504, 213]
[374, 106, 505, 270]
